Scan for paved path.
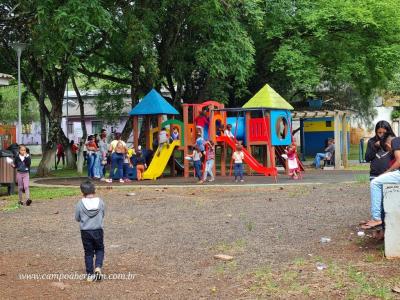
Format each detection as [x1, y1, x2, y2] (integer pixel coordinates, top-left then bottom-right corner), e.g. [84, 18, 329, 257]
[32, 169, 368, 188]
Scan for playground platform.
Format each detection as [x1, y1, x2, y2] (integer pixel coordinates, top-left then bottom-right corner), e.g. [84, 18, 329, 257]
[32, 169, 368, 188]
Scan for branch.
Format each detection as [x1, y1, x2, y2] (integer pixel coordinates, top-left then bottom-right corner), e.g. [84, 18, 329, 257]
[75, 31, 108, 61]
[78, 64, 130, 85]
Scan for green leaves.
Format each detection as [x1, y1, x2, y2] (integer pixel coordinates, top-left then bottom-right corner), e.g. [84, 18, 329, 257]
[0, 85, 39, 124]
[33, 0, 112, 69]
[250, 0, 400, 119]
[95, 83, 126, 126]
[3, 0, 400, 124]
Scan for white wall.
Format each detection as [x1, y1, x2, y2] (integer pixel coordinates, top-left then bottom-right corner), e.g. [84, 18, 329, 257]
[350, 106, 395, 138]
[373, 107, 393, 125]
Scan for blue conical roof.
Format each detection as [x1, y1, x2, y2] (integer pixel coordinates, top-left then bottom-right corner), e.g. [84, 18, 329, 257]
[129, 89, 179, 116]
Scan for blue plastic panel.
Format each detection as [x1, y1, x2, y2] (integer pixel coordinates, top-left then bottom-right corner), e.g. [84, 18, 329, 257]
[270, 110, 292, 146]
[227, 117, 245, 141]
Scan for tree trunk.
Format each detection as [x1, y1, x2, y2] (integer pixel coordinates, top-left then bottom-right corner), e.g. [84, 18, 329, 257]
[36, 143, 56, 177]
[36, 117, 63, 177]
[38, 76, 48, 154]
[121, 118, 133, 142]
[121, 67, 140, 142]
[36, 70, 69, 176]
[72, 76, 87, 175]
[65, 145, 76, 169]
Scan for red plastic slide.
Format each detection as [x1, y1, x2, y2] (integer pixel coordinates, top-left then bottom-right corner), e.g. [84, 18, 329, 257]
[216, 136, 277, 176]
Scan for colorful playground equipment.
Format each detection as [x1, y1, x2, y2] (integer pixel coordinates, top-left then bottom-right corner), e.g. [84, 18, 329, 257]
[129, 84, 302, 180]
[129, 89, 182, 180]
[0, 125, 16, 150]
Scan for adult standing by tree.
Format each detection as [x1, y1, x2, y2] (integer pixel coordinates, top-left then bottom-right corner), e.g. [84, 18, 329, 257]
[70, 140, 79, 163]
[55, 143, 65, 170]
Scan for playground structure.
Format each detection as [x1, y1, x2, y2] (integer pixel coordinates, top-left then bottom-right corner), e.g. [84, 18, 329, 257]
[0, 125, 16, 150]
[129, 89, 182, 180]
[130, 85, 303, 180]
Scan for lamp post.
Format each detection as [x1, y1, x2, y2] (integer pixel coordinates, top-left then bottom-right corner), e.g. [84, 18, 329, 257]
[11, 43, 26, 144]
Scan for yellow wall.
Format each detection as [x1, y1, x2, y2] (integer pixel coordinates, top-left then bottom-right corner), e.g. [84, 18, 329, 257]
[304, 120, 350, 132]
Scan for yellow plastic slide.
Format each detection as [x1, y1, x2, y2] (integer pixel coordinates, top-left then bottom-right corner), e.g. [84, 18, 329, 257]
[143, 140, 181, 180]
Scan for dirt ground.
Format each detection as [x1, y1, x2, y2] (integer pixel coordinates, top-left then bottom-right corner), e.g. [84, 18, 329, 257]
[2, 180, 400, 299]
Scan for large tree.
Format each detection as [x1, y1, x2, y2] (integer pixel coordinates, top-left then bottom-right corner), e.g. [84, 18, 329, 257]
[0, 0, 112, 175]
[249, 0, 400, 121]
[79, 0, 259, 140]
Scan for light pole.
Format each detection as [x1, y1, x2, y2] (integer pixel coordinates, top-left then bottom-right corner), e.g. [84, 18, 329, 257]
[11, 42, 26, 144]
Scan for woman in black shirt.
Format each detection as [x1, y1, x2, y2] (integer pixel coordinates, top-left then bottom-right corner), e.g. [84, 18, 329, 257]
[365, 121, 395, 180]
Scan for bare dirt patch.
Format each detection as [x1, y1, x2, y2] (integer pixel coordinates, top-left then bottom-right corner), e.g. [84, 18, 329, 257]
[1, 183, 400, 299]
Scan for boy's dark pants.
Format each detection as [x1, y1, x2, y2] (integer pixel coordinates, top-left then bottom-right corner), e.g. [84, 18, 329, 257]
[81, 229, 104, 274]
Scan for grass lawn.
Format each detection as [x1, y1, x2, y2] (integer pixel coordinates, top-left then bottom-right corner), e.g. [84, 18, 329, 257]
[30, 155, 41, 168]
[0, 186, 81, 211]
[32, 167, 88, 178]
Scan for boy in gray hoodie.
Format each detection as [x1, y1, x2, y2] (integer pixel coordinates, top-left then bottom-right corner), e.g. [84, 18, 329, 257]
[75, 180, 105, 282]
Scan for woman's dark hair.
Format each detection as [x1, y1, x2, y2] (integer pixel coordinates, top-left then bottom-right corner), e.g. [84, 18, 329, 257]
[114, 132, 122, 140]
[80, 180, 95, 196]
[375, 121, 395, 137]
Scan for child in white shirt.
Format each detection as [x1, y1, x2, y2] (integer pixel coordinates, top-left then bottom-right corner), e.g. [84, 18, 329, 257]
[224, 124, 235, 139]
[232, 144, 244, 182]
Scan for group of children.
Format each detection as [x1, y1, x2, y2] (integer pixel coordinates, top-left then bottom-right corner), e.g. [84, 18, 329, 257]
[186, 129, 245, 183]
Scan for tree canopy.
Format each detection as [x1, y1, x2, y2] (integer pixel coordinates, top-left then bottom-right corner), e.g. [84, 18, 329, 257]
[1, 0, 400, 147]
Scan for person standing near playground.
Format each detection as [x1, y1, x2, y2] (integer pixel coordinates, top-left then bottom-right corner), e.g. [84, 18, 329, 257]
[362, 135, 400, 230]
[98, 133, 108, 181]
[188, 145, 203, 182]
[365, 121, 395, 180]
[232, 144, 245, 182]
[201, 140, 215, 183]
[12, 144, 32, 206]
[75, 180, 105, 282]
[194, 110, 209, 137]
[70, 140, 79, 163]
[134, 150, 147, 181]
[195, 132, 206, 157]
[56, 142, 65, 169]
[106, 132, 127, 183]
[123, 147, 135, 182]
[86, 135, 99, 179]
[285, 143, 300, 179]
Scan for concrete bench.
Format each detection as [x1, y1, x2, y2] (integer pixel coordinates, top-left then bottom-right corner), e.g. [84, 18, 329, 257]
[383, 184, 400, 258]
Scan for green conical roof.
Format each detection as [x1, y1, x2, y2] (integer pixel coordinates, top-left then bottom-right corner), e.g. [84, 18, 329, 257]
[243, 84, 294, 110]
